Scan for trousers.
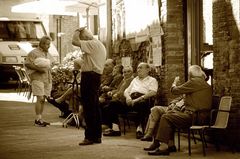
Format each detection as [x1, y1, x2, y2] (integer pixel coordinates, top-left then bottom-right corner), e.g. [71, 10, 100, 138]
[80, 71, 102, 141]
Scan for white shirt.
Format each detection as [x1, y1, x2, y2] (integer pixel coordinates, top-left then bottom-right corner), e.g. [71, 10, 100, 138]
[124, 76, 158, 96]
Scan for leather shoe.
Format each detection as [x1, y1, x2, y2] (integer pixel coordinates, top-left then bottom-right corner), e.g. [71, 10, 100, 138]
[103, 129, 121, 136]
[93, 138, 102, 144]
[148, 148, 170, 156]
[143, 142, 160, 151]
[136, 131, 144, 139]
[79, 139, 94, 146]
[140, 135, 153, 142]
[168, 145, 177, 152]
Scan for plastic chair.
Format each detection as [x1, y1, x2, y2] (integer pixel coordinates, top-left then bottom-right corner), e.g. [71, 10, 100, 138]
[189, 96, 232, 156]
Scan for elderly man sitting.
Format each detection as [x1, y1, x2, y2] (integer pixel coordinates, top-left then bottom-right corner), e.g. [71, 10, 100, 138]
[101, 66, 134, 136]
[145, 65, 212, 156]
[124, 62, 158, 139]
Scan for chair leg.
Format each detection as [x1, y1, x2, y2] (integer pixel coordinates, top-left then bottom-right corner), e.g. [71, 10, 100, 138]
[123, 116, 126, 135]
[200, 129, 206, 156]
[188, 129, 191, 156]
[178, 129, 180, 151]
[191, 131, 197, 144]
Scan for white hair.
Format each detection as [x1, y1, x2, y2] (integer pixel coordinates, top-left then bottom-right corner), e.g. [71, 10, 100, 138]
[188, 65, 207, 79]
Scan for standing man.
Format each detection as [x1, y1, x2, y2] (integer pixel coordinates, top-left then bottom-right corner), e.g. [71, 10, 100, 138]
[72, 27, 106, 145]
[25, 36, 56, 127]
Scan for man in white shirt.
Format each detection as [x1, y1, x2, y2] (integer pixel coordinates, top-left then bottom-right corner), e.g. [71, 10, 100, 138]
[124, 62, 158, 139]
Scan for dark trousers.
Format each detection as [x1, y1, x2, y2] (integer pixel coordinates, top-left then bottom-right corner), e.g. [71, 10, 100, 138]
[80, 71, 102, 140]
[155, 111, 192, 143]
[102, 99, 128, 127]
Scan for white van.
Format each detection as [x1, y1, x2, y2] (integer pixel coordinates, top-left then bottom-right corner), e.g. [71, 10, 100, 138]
[0, 18, 59, 82]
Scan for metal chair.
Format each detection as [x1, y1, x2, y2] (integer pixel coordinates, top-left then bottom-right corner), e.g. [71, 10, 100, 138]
[13, 66, 29, 95]
[20, 68, 32, 100]
[119, 96, 155, 135]
[62, 70, 81, 129]
[189, 96, 232, 156]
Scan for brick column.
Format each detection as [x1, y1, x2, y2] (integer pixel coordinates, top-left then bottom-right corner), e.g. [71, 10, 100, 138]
[161, 0, 185, 104]
[213, 0, 240, 149]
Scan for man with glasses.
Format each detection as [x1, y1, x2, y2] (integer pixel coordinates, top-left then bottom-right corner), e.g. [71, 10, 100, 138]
[124, 62, 158, 139]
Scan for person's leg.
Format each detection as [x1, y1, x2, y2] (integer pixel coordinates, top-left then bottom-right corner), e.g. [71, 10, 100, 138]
[55, 86, 73, 103]
[32, 80, 49, 126]
[132, 99, 151, 138]
[148, 112, 192, 155]
[35, 96, 44, 120]
[102, 100, 125, 136]
[142, 106, 167, 141]
[79, 72, 101, 145]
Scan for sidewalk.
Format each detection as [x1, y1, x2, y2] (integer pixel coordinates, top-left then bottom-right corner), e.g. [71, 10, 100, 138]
[0, 89, 239, 159]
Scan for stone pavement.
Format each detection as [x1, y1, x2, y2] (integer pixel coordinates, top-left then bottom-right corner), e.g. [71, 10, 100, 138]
[0, 89, 239, 159]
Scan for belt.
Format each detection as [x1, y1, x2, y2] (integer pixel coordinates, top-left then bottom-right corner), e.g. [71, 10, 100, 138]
[130, 92, 144, 99]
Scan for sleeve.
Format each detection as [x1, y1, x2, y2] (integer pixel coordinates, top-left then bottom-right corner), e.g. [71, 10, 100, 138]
[124, 79, 134, 98]
[171, 80, 198, 95]
[79, 40, 95, 54]
[148, 78, 158, 92]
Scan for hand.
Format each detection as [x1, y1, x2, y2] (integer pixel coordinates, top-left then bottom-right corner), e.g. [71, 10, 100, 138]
[126, 98, 133, 106]
[107, 91, 112, 97]
[174, 76, 180, 83]
[172, 76, 180, 87]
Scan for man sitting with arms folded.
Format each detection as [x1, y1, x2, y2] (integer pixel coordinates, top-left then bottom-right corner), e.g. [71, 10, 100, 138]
[124, 62, 158, 139]
[101, 65, 134, 136]
[99, 64, 124, 105]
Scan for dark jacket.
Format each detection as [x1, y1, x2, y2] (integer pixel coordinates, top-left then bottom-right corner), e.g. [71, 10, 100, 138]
[171, 77, 212, 111]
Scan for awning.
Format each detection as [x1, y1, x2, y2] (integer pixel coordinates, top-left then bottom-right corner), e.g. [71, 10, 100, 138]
[11, 0, 101, 16]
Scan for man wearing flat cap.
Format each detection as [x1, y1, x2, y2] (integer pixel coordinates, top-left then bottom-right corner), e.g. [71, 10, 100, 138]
[72, 27, 107, 145]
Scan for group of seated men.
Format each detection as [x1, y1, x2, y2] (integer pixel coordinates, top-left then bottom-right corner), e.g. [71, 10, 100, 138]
[48, 61, 212, 156]
[48, 58, 159, 139]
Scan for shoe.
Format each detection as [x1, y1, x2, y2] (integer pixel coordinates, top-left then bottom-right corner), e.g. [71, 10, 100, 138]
[144, 142, 160, 151]
[136, 131, 144, 139]
[93, 138, 102, 144]
[79, 139, 94, 146]
[140, 135, 153, 141]
[148, 148, 170, 156]
[34, 119, 49, 127]
[168, 145, 177, 152]
[101, 124, 109, 131]
[103, 129, 121, 136]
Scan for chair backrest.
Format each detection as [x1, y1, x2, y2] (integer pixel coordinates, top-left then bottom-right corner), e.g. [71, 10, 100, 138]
[13, 66, 25, 82]
[213, 96, 232, 128]
[21, 68, 31, 84]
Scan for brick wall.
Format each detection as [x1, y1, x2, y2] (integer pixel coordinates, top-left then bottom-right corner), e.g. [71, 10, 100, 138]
[161, 0, 185, 104]
[213, 0, 240, 107]
[212, 0, 240, 149]
[51, 15, 79, 63]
